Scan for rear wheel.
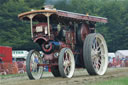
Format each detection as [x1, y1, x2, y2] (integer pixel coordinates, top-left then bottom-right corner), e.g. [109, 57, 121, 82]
[83, 33, 108, 75]
[58, 48, 75, 78]
[26, 50, 43, 80]
[51, 66, 61, 77]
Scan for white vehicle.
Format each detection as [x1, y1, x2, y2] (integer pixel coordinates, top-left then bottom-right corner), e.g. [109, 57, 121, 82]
[12, 50, 28, 61]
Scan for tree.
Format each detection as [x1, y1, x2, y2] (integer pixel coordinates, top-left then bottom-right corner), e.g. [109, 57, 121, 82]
[0, 0, 43, 50]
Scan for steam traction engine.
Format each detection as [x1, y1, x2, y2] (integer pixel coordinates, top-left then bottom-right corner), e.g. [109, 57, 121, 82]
[18, 6, 108, 79]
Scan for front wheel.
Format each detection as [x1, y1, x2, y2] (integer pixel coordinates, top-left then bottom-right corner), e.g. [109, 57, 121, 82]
[83, 33, 108, 75]
[26, 50, 43, 80]
[58, 48, 75, 78]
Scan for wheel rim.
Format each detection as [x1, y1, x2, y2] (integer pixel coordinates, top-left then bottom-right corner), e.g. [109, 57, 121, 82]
[59, 48, 75, 78]
[63, 50, 72, 76]
[63, 49, 75, 78]
[30, 51, 43, 79]
[91, 35, 108, 75]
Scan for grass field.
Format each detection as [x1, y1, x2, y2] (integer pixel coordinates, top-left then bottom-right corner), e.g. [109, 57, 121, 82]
[0, 72, 50, 79]
[89, 77, 128, 85]
[0, 73, 26, 79]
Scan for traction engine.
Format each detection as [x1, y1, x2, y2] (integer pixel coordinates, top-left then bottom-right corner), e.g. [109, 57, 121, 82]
[18, 6, 108, 79]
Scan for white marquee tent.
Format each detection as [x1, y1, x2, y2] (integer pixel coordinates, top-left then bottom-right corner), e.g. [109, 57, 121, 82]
[115, 50, 128, 58]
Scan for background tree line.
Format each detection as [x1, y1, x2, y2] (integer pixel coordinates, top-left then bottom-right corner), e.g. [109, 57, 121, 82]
[0, 0, 128, 52]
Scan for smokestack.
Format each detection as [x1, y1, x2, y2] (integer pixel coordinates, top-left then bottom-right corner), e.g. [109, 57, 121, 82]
[41, 5, 56, 10]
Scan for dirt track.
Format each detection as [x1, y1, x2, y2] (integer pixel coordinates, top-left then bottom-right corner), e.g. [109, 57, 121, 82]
[1, 67, 128, 85]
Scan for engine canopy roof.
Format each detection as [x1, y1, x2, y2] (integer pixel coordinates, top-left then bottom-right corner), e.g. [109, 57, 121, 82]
[18, 9, 107, 23]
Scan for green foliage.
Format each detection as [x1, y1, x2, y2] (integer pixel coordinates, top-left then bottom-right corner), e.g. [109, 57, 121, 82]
[0, 0, 44, 50]
[25, 0, 45, 9]
[0, 0, 128, 51]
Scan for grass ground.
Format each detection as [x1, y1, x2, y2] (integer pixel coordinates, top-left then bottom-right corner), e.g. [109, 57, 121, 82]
[89, 77, 128, 85]
[0, 73, 26, 79]
[0, 72, 50, 79]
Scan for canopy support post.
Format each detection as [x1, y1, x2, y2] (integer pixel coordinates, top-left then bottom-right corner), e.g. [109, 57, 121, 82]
[47, 15, 50, 36]
[28, 14, 35, 39]
[30, 18, 33, 38]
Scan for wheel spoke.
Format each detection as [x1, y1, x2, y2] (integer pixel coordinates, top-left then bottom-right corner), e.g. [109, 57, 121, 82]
[95, 37, 98, 49]
[91, 49, 95, 56]
[64, 65, 68, 75]
[31, 55, 34, 63]
[93, 56, 101, 71]
[100, 54, 105, 59]
[93, 62, 99, 71]
[96, 42, 103, 51]
[66, 66, 70, 75]
[65, 52, 68, 60]
[97, 49, 101, 54]
[92, 56, 95, 61]
[92, 42, 96, 50]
